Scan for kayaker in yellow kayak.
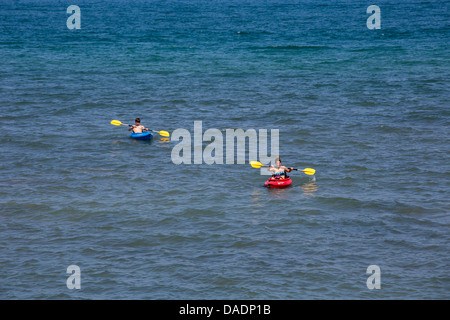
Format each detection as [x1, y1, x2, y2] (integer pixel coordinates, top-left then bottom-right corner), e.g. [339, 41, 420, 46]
[268, 156, 293, 179]
[128, 118, 149, 133]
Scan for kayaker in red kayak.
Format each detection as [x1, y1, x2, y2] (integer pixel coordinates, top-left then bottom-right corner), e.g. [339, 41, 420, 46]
[268, 156, 293, 179]
[128, 118, 149, 133]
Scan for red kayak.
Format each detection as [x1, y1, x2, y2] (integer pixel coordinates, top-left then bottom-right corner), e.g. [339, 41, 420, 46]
[264, 177, 292, 188]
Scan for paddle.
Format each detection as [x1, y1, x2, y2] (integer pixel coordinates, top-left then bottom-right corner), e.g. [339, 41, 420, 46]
[250, 161, 316, 175]
[110, 120, 170, 137]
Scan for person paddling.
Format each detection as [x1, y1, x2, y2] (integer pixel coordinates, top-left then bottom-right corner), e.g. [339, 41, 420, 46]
[128, 118, 149, 133]
[268, 156, 293, 179]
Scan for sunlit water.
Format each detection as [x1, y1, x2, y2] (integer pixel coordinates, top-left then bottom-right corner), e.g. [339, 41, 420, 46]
[0, 0, 448, 299]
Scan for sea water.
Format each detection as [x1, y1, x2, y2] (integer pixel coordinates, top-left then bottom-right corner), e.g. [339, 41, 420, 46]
[0, 0, 448, 299]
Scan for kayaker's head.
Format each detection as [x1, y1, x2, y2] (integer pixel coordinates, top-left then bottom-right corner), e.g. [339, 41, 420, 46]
[275, 156, 281, 166]
[135, 118, 141, 124]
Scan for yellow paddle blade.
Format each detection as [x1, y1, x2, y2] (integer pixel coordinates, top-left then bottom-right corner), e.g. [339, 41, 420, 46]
[111, 120, 124, 126]
[250, 161, 264, 168]
[157, 130, 170, 137]
[302, 168, 316, 175]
